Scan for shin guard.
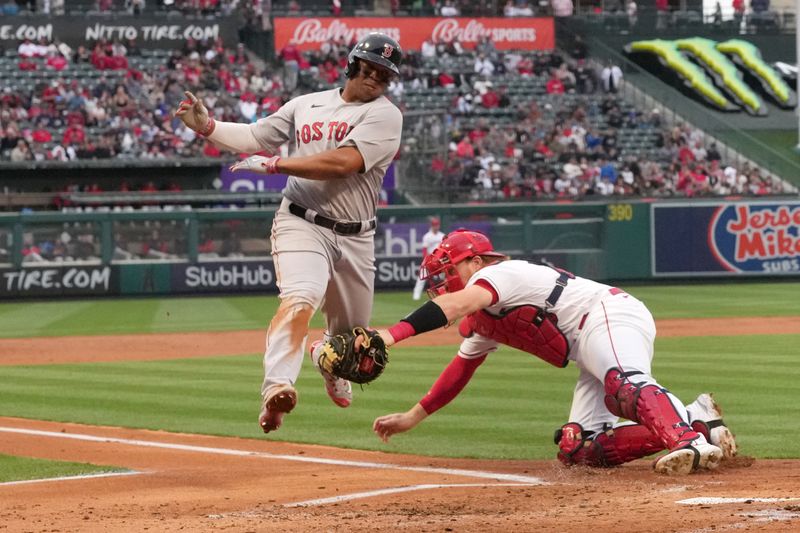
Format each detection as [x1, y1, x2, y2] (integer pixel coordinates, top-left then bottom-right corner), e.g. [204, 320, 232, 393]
[604, 368, 699, 450]
[555, 422, 665, 467]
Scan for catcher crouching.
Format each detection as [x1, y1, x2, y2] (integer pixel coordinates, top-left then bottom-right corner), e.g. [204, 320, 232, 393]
[369, 229, 737, 475]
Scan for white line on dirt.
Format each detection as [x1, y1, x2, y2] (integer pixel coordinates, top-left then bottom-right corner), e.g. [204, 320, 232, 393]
[678, 497, 800, 505]
[284, 483, 534, 507]
[0, 470, 142, 486]
[0, 426, 546, 485]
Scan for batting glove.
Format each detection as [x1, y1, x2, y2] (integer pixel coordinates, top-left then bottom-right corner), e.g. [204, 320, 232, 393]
[229, 155, 282, 174]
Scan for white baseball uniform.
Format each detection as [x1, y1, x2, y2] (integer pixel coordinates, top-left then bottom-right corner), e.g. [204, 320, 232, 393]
[241, 88, 402, 400]
[412, 227, 445, 300]
[458, 260, 691, 433]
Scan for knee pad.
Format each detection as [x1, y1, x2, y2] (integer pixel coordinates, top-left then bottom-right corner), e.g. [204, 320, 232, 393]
[554, 422, 604, 467]
[603, 367, 646, 421]
[593, 424, 665, 466]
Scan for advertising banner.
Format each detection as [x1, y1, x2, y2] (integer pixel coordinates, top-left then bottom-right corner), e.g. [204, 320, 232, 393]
[652, 202, 800, 276]
[170, 257, 422, 293]
[0, 264, 116, 298]
[274, 17, 555, 51]
[171, 260, 277, 293]
[0, 17, 239, 49]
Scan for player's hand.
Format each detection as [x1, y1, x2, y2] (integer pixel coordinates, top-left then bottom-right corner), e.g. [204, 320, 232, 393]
[229, 155, 281, 174]
[373, 405, 427, 443]
[175, 91, 211, 134]
[355, 328, 394, 350]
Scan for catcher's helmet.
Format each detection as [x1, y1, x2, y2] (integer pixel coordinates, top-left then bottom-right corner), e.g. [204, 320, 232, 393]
[344, 32, 403, 79]
[420, 229, 506, 297]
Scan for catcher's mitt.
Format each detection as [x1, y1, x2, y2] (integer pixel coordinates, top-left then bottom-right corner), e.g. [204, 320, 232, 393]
[316, 327, 388, 384]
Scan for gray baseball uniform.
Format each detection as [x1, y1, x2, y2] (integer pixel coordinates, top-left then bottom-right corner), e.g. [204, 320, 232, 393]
[249, 88, 402, 399]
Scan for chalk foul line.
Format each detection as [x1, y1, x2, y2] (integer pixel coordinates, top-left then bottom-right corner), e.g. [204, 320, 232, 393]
[0, 470, 142, 487]
[0, 426, 546, 486]
[678, 497, 800, 505]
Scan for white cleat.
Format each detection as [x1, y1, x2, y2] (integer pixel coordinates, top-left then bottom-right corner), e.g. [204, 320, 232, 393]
[654, 439, 723, 475]
[310, 340, 352, 408]
[687, 393, 738, 460]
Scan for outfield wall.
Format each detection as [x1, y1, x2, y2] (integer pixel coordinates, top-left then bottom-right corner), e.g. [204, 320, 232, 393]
[1, 198, 797, 298]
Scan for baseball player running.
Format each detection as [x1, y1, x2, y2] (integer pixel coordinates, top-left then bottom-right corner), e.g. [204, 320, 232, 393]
[412, 217, 445, 300]
[370, 230, 737, 474]
[175, 33, 403, 433]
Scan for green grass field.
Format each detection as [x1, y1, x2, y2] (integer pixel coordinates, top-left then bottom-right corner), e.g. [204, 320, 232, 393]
[0, 454, 127, 483]
[0, 282, 799, 475]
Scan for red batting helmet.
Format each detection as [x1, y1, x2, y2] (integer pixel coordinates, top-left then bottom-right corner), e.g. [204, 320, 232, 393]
[419, 229, 505, 297]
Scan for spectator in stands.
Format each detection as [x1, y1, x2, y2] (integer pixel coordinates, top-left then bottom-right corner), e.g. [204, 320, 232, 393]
[45, 50, 68, 71]
[73, 45, 91, 65]
[546, 70, 565, 94]
[551, 0, 573, 17]
[625, 0, 638, 28]
[439, 0, 459, 15]
[474, 53, 495, 77]
[62, 122, 86, 147]
[475, 36, 498, 61]
[555, 62, 577, 92]
[278, 41, 302, 93]
[601, 63, 623, 93]
[733, 0, 745, 30]
[30, 118, 52, 143]
[18, 38, 38, 58]
[10, 139, 33, 162]
[656, 0, 669, 30]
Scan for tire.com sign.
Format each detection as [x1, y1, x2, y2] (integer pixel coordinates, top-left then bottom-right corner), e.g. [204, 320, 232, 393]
[274, 17, 554, 51]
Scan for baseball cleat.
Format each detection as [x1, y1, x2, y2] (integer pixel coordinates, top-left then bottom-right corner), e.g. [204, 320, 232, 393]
[310, 340, 352, 408]
[654, 439, 723, 475]
[259, 385, 297, 433]
[687, 393, 738, 460]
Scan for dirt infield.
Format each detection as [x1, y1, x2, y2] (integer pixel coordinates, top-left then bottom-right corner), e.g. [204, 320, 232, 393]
[3, 316, 800, 365]
[1, 317, 800, 532]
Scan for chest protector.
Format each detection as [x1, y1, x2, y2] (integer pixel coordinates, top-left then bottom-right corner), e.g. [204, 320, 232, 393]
[465, 305, 570, 368]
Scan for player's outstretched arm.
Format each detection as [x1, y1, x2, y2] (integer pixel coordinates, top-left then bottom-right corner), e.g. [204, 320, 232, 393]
[373, 404, 428, 442]
[175, 91, 262, 153]
[380, 285, 494, 347]
[373, 353, 487, 442]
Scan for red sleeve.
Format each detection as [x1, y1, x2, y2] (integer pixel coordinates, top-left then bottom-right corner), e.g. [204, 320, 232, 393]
[419, 353, 487, 414]
[473, 279, 499, 305]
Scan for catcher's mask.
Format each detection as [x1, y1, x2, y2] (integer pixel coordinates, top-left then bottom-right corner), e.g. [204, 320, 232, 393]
[344, 32, 403, 80]
[419, 229, 505, 298]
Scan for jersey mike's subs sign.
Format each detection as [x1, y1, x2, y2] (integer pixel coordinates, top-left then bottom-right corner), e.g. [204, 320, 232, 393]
[274, 17, 555, 51]
[652, 201, 800, 276]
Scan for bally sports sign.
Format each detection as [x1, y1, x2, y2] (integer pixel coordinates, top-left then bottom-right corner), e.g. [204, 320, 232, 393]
[273, 17, 554, 51]
[652, 201, 800, 276]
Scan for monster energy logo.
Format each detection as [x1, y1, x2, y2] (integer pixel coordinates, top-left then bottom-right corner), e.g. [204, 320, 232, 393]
[624, 38, 796, 116]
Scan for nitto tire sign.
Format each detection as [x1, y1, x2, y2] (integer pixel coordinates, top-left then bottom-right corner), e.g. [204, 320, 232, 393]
[0, 23, 52, 42]
[1, 266, 114, 297]
[0, 17, 239, 49]
[173, 262, 276, 293]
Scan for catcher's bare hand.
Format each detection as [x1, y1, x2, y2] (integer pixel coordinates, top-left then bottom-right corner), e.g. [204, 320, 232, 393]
[229, 155, 281, 174]
[174, 90, 210, 133]
[373, 404, 428, 442]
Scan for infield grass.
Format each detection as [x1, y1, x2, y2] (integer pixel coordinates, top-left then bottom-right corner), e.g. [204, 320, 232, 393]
[0, 453, 127, 483]
[0, 281, 798, 461]
[0, 336, 797, 459]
